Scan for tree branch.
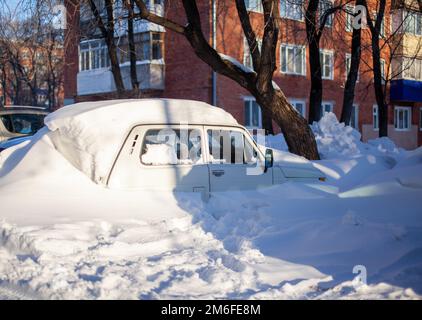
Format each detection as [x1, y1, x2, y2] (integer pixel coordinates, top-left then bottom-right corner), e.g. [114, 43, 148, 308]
[133, 0, 185, 34]
[235, 0, 261, 71]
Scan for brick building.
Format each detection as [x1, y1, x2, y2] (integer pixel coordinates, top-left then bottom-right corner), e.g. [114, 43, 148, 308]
[64, 0, 422, 149]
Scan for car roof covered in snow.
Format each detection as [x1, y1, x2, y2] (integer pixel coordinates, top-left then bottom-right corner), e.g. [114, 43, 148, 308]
[45, 99, 239, 127]
[44, 99, 240, 184]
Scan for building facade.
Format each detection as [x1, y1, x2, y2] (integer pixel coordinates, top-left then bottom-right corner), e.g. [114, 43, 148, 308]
[64, 0, 422, 149]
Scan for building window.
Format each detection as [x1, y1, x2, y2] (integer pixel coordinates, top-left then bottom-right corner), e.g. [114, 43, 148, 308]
[280, 0, 303, 21]
[79, 32, 163, 72]
[380, 58, 386, 82]
[372, 12, 385, 37]
[320, 50, 334, 80]
[280, 44, 306, 75]
[420, 108, 422, 131]
[289, 99, 306, 117]
[404, 11, 422, 36]
[245, 0, 263, 13]
[394, 106, 411, 131]
[345, 53, 359, 81]
[403, 58, 422, 81]
[79, 40, 110, 72]
[321, 101, 333, 115]
[319, 0, 333, 27]
[345, 5, 354, 32]
[243, 37, 262, 69]
[347, 105, 359, 129]
[244, 98, 262, 129]
[373, 105, 379, 130]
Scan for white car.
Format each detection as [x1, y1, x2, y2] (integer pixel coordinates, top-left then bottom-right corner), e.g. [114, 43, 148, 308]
[44, 99, 324, 195]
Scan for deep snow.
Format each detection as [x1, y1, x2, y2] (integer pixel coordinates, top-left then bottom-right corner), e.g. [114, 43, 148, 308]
[0, 112, 421, 299]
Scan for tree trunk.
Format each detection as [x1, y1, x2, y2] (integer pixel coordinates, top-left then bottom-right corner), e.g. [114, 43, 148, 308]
[341, 2, 363, 124]
[89, 0, 125, 97]
[261, 109, 274, 135]
[306, 0, 323, 124]
[128, 0, 140, 94]
[257, 90, 320, 160]
[365, 0, 388, 137]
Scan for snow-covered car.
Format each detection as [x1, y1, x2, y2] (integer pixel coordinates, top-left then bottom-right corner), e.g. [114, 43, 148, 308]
[42, 99, 324, 194]
[0, 106, 48, 143]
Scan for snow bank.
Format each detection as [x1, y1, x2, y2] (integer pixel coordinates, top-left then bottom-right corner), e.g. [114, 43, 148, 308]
[44, 99, 238, 184]
[311, 112, 364, 158]
[265, 113, 406, 161]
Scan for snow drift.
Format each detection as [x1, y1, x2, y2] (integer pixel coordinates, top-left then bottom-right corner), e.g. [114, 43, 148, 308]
[44, 99, 238, 184]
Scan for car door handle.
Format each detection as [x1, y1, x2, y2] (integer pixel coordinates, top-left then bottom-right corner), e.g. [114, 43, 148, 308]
[212, 170, 225, 177]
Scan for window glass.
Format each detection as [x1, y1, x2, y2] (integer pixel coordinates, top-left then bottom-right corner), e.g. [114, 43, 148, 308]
[141, 129, 203, 165]
[245, 0, 263, 13]
[394, 107, 411, 130]
[207, 129, 258, 165]
[280, 0, 303, 20]
[281, 45, 305, 75]
[373, 105, 379, 130]
[244, 99, 262, 128]
[420, 108, 422, 130]
[320, 50, 333, 79]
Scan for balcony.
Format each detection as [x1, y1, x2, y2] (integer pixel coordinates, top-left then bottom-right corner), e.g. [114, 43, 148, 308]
[77, 61, 165, 96]
[390, 79, 422, 102]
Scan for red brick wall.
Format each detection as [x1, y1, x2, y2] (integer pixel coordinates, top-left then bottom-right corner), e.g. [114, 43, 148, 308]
[161, 0, 213, 104]
[64, 0, 80, 102]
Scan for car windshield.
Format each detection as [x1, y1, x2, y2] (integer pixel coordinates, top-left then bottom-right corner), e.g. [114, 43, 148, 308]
[0, 113, 46, 135]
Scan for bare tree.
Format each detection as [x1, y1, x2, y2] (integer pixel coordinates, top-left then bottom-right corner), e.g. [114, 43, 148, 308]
[133, 0, 319, 160]
[305, 0, 346, 124]
[341, 1, 364, 124]
[87, 0, 125, 97]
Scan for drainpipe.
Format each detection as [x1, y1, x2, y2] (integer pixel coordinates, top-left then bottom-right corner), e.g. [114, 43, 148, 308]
[212, 0, 217, 106]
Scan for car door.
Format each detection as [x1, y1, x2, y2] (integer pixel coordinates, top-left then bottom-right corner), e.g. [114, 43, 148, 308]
[108, 124, 210, 195]
[205, 126, 273, 192]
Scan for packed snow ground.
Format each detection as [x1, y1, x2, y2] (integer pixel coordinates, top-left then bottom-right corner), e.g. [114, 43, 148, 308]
[0, 113, 421, 299]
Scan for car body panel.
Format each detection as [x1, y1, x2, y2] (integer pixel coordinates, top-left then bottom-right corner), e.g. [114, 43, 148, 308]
[107, 123, 325, 194]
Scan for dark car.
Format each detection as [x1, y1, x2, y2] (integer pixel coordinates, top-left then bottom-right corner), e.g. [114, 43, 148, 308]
[0, 106, 48, 139]
[0, 106, 48, 152]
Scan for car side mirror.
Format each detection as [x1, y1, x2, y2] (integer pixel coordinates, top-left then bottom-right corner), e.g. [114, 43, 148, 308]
[264, 149, 273, 173]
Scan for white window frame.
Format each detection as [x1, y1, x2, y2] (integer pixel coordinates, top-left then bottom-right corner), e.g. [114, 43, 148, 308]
[321, 101, 334, 115]
[280, 0, 304, 21]
[345, 5, 355, 32]
[245, 0, 263, 13]
[402, 57, 422, 81]
[320, 49, 334, 80]
[403, 10, 422, 36]
[394, 106, 412, 131]
[289, 99, 306, 117]
[345, 53, 359, 82]
[380, 58, 386, 82]
[244, 97, 262, 129]
[373, 105, 379, 131]
[348, 104, 359, 129]
[280, 43, 306, 76]
[79, 39, 110, 72]
[243, 37, 262, 70]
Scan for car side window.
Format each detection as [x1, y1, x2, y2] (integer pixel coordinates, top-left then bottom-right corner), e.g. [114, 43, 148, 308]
[141, 128, 203, 165]
[207, 129, 258, 165]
